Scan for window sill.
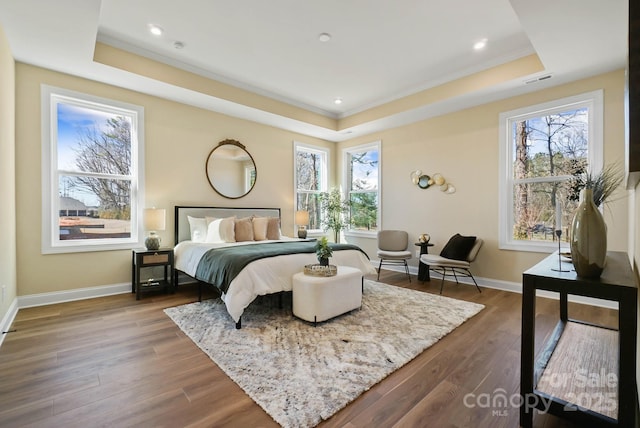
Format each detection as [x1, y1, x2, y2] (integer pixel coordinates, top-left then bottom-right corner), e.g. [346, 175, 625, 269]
[42, 241, 141, 254]
[499, 241, 566, 253]
[344, 230, 377, 239]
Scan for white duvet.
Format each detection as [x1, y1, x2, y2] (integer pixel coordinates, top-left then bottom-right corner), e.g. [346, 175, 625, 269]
[174, 238, 376, 322]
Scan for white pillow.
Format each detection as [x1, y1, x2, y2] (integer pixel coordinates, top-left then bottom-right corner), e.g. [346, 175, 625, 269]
[205, 216, 236, 243]
[187, 216, 207, 242]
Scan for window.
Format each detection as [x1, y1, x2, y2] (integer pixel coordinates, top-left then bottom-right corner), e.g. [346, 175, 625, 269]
[498, 91, 603, 252]
[343, 141, 381, 235]
[294, 142, 328, 232]
[41, 86, 144, 253]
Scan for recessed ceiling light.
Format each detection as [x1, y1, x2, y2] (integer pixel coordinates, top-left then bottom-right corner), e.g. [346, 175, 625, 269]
[334, 97, 343, 105]
[473, 38, 488, 50]
[148, 24, 164, 36]
[318, 33, 332, 42]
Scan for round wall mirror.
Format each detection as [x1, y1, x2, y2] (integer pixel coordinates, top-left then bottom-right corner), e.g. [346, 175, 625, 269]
[206, 139, 257, 199]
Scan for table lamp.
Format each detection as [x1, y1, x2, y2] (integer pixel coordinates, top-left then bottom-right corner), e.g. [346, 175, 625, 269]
[295, 210, 309, 239]
[144, 208, 166, 250]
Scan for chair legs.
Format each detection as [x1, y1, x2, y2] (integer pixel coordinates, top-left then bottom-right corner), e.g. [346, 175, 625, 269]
[469, 271, 482, 293]
[377, 258, 411, 282]
[429, 266, 481, 294]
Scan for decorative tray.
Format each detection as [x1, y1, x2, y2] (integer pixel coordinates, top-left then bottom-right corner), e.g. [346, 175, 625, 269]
[304, 264, 337, 277]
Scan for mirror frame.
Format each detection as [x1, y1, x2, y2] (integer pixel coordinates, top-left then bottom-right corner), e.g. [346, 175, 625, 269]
[417, 174, 431, 189]
[205, 139, 257, 199]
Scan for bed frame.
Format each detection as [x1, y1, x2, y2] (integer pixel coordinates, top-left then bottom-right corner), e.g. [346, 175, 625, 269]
[173, 206, 283, 329]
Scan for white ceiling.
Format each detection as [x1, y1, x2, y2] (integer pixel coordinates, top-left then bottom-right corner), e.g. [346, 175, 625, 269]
[0, 0, 628, 141]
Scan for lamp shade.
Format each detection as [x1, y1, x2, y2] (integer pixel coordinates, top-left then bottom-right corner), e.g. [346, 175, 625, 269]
[295, 210, 309, 226]
[143, 208, 166, 231]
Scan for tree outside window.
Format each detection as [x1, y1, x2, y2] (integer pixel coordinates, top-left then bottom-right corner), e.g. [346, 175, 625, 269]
[499, 91, 603, 252]
[294, 143, 328, 231]
[42, 86, 144, 253]
[344, 142, 380, 233]
[512, 109, 587, 240]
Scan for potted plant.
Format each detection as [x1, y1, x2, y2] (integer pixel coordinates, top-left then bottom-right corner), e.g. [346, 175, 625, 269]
[315, 236, 333, 266]
[569, 163, 623, 208]
[320, 187, 350, 243]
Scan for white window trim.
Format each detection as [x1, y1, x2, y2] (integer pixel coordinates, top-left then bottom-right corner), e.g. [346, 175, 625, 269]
[343, 140, 381, 239]
[41, 85, 145, 254]
[293, 141, 329, 235]
[244, 163, 255, 193]
[498, 90, 603, 252]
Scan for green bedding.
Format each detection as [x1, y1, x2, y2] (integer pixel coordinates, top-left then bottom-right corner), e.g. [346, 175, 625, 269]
[194, 240, 366, 294]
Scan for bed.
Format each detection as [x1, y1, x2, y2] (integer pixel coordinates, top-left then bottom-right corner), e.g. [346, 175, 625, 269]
[173, 206, 376, 328]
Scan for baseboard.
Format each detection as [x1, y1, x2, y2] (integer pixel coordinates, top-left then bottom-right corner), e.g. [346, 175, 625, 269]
[0, 298, 19, 348]
[17, 282, 131, 309]
[373, 260, 618, 310]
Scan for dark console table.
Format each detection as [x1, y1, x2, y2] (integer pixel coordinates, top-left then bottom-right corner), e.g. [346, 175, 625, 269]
[520, 251, 637, 427]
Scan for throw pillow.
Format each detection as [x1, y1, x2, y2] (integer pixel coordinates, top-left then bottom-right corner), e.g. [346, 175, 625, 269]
[219, 217, 236, 242]
[205, 216, 236, 243]
[266, 217, 281, 240]
[252, 216, 269, 241]
[235, 217, 254, 242]
[205, 218, 223, 243]
[440, 233, 477, 261]
[187, 216, 207, 242]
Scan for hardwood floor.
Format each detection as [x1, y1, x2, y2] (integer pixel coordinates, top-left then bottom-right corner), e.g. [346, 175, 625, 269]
[0, 271, 619, 427]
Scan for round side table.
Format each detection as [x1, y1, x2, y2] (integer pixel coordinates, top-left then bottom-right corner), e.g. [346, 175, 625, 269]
[415, 242, 434, 281]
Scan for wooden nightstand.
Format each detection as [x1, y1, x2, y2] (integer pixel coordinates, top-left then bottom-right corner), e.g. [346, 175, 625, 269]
[131, 248, 174, 300]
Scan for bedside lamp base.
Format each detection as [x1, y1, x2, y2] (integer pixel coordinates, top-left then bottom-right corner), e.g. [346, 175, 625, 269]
[298, 228, 307, 239]
[145, 232, 161, 250]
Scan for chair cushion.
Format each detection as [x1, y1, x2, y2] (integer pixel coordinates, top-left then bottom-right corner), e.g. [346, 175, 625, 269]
[377, 250, 412, 259]
[420, 254, 470, 268]
[440, 234, 477, 261]
[377, 230, 409, 252]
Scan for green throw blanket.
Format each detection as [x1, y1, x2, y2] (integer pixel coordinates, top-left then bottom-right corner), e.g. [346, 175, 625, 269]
[195, 241, 367, 294]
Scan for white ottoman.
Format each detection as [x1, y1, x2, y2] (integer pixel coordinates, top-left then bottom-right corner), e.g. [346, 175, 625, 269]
[292, 265, 363, 325]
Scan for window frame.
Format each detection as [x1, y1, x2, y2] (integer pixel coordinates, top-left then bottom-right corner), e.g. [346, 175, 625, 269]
[293, 141, 329, 235]
[343, 140, 381, 238]
[498, 90, 603, 252]
[41, 85, 145, 254]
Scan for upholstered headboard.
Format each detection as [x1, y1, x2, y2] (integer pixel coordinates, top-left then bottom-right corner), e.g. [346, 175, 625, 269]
[174, 206, 281, 244]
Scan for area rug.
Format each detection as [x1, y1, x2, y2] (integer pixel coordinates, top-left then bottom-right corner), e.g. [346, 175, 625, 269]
[164, 280, 484, 428]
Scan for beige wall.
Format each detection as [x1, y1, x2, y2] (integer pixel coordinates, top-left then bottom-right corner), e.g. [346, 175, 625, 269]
[341, 70, 628, 284]
[12, 63, 631, 294]
[15, 63, 333, 296]
[0, 26, 16, 323]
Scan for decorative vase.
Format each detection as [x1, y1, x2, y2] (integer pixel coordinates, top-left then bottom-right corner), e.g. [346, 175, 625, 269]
[319, 257, 329, 266]
[569, 188, 607, 278]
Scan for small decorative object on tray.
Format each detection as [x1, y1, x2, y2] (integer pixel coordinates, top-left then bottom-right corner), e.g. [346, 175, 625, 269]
[304, 264, 338, 277]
